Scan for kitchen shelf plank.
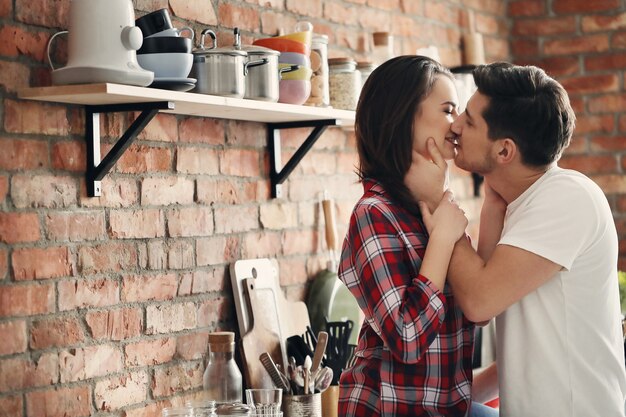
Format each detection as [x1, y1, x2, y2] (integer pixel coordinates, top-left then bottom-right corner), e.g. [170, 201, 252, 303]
[18, 83, 355, 126]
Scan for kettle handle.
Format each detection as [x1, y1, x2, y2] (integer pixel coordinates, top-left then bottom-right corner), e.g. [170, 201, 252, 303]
[46, 30, 68, 71]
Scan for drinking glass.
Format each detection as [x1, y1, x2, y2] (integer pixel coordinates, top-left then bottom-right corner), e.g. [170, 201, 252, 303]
[245, 388, 283, 415]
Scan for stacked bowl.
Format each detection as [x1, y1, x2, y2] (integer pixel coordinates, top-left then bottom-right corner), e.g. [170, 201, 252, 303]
[253, 30, 312, 105]
[135, 8, 196, 91]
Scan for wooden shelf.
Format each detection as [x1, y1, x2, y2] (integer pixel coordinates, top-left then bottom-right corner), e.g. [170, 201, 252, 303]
[18, 83, 355, 126]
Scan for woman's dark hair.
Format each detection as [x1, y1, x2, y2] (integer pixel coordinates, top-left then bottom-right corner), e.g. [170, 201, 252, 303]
[472, 62, 576, 167]
[356, 55, 453, 213]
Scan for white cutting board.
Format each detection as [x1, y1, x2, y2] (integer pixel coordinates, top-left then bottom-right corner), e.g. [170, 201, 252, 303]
[230, 258, 310, 370]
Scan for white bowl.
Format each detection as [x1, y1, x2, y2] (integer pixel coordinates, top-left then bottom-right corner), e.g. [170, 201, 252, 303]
[137, 52, 193, 79]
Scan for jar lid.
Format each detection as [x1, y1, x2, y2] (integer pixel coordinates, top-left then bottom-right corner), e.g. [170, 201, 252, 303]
[216, 403, 251, 416]
[373, 31, 392, 46]
[209, 331, 235, 344]
[356, 61, 376, 70]
[328, 57, 355, 66]
[312, 33, 328, 44]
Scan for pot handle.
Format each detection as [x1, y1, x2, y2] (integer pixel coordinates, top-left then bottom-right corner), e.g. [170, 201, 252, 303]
[279, 65, 300, 79]
[243, 58, 269, 76]
[199, 28, 217, 50]
[46, 30, 68, 71]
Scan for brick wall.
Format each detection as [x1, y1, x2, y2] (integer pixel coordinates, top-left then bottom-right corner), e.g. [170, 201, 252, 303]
[508, 0, 626, 270]
[0, 1, 505, 416]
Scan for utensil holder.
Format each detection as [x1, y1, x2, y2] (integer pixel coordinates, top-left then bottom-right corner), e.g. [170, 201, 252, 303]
[282, 393, 321, 417]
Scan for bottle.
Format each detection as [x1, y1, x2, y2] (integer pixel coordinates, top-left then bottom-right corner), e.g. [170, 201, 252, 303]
[203, 331, 243, 404]
[328, 57, 361, 111]
[356, 61, 377, 88]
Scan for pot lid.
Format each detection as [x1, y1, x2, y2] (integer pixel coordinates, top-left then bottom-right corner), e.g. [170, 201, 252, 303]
[241, 44, 280, 56]
[193, 45, 247, 57]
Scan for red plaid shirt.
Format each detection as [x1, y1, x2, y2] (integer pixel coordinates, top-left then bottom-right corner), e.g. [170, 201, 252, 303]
[338, 179, 475, 417]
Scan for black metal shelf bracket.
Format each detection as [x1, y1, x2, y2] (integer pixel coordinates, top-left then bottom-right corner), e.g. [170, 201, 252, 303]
[268, 119, 341, 198]
[85, 101, 174, 197]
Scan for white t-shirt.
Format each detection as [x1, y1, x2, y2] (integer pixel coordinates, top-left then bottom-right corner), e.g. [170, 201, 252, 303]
[496, 166, 626, 417]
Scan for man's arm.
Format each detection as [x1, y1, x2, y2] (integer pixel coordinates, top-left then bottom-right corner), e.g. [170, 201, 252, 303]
[447, 239, 562, 322]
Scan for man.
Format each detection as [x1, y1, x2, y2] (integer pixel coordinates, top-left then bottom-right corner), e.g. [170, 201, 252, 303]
[420, 62, 626, 416]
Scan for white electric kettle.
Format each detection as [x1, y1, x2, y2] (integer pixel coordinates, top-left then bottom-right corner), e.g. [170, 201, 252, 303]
[47, 0, 153, 86]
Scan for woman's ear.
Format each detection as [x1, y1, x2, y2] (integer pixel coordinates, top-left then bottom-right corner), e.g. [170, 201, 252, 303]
[495, 138, 516, 164]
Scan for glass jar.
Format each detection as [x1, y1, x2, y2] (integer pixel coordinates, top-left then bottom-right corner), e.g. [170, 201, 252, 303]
[162, 407, 195, 417]
[329, 57, 361, 111]
[372, 31, 394, 65]
[305, 33, 329, 107]
[356, 61, 377, 88]
[203, 332, 243, 405]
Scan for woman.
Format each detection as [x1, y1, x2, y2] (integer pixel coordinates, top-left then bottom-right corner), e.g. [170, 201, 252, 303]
[338, 55, 478, 416]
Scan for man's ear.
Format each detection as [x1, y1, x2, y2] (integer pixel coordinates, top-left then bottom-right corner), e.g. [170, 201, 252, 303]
[495, 138, 516, 164]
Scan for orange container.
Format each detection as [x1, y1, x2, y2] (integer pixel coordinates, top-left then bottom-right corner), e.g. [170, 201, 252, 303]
[253, 37, 310, 56]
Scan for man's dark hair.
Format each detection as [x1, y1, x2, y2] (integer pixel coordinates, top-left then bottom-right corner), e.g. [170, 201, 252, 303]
[356, 55, 453, 213]
[473, 62, 576, 167]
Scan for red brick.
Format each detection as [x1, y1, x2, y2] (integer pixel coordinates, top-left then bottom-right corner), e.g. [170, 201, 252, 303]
[0, 320, 27, 355]
[513, 16, 576, 36]
[213, 205, 259, 234]
[0, 395, 21, 417]
[591, 174, 626, 193]
[122, 273, 177, 302]
[179, 269, 225, 295]
[589, 93, 626, 113]
[109, 209, 165, 239]
[553, 0, 619, 14]
[400, 0, 422, 13]
[511, 38, 539, 57]
[151, 362, 203, 397]
[78, 242, 137, 274]
[559, 154, 617, 174]
[94, 372, 148, 411]
[196, 236, 240, 266]
[140, 177, 194, 206]
[136, 113, 178, 142]
[85, 308, 143, 341]
[176, 332, 209, 360]
[45, 211, 106, 242]
[260, 11, 298, 36]
[390, 14, 416, 38]
[4, 99, 69, 135]
[517, 56, 579, 77]
[282, 229, 317, 255]
[575, 114, 614, 135]
[116, 145, 172, 174]
[260, 202, 299, 229]
[508, 0, 545, 16]
[0, 283, 55, 317]
[176, 146, 219, 175]
[0, 138, 48, 170]
[285, 0, 322, 17]
[368, 0, 400, 10]
[12, 246, 73, 280]
[179, 117, 224, 144]
[224, 120, 264, 147]
[79, 178, 139, 208]
[0, 212, 40, 244]
[0, 25, 48, 61]
[146, 302, 197, 334]
[462, 0, 505, 14]
[11, 174, 77, 209]
[242, 231, 282, 259]
[0, 353, 58, 391]
[0, 175, 7, 204]
[0, 0, 11, 16]
[612, 31, 626, 48]
[30, 316, 84, 349]
[220, 149, 261, 177]
[218, 3, 259, 31]
[582, 12, 626, 32]
[618, 115, 626, 132]
[51, 140, 85, 172]
[544, 34, 609, 55]
[58, 348, 85, 383]
[324, 2, 358, 25]
[591, 135, 626, 151]
[357, 7, 392, 31]
[125, 337, 176, 367]
[0, 60, 30, 93]
[197, 178, 261, 205]
[0, 248, 6, 280]
[167, 207, 214, 237]
[26, 385, 90, 417]
[84, 344, 123, 378]
[277, 258, 307, 286]
[586, 53, 626, 72]
[560, 74, 619, 95]
[170, 0, 217, 25]
[16, 0, 70, 27]
[58, 278, 119, 310]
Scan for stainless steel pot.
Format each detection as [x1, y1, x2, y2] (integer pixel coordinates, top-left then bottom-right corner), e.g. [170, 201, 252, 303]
[190, 29, 266, 98]
[243, 45, 299, 102]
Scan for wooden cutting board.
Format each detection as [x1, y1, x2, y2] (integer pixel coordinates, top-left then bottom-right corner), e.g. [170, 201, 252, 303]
[240, 278, 282, 389]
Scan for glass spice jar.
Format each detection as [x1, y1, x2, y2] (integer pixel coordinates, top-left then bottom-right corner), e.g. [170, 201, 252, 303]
[202, 332, 243, 405]
[305, 33, 329, 107]
[329, 57, 361, 111]
[356, 61, 377, 88]
[372, 31, 394, 65]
